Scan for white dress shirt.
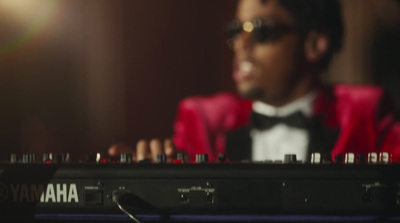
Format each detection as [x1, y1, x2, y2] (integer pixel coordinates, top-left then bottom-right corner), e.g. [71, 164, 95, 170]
[251, 92, 317, 162]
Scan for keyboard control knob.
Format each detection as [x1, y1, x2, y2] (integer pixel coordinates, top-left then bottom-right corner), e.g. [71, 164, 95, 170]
[218, 153, 228, 163]
[43, 153, 53, 163]
[345, 153, 355, 164]
[368, 153, 378, 164]
[22, 154, 36, 163]
[311, 153, 321, 164]
[56, 153, 70, 163]
[86, 153, 100, 163]
[156, 154, 167, 163]
[174, 153, 185, 163]
[195, 154, 209, 163]
[10, 154, 17, 163]
[284, 154, 297, 163]
[379, 152, 390, 163]
[120, 154, 132, 163]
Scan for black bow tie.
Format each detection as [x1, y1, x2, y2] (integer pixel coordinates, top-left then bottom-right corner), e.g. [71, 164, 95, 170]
[250, 111, 309, 130]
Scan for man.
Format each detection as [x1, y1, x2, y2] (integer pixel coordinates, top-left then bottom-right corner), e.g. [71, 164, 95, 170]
[109, 0, 400, 162]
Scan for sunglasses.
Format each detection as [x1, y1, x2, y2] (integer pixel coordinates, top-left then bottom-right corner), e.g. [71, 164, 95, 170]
[226, 18, 297, 46]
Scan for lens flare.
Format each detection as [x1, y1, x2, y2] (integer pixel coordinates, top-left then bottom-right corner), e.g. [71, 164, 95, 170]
[0, 0, 63, 66]
[243, 21, 254, 33]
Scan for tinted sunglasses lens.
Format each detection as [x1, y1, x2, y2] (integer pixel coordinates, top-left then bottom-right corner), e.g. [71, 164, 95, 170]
[253, 26, 271, 43]
[226, 21, 242, 39]
[226, 20, 276, 43]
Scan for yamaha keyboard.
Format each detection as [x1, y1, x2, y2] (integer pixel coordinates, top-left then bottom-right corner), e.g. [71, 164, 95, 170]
[1, 153, 400, 222]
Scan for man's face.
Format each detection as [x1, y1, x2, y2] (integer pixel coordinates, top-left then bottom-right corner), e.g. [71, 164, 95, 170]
[233, 0, 308, 106]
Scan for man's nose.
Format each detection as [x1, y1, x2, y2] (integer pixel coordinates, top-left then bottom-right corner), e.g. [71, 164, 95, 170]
[233, 32, 254, 54]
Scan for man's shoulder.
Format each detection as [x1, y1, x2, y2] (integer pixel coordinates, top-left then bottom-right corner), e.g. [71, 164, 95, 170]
[328, 84, 398, 126]
[315, 84, 390, 128]
[332, 84, 385, 101]
[327, 86, 400, 154]
[330, 84, 386, 110]
[176, 92, 252, 130]
[178, 92, 252, 116]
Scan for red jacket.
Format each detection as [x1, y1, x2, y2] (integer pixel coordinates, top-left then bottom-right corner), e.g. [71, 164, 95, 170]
[172, 85, 400, 161]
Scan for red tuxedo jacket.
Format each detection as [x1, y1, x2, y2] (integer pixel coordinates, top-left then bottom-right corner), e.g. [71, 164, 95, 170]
[172, 85, 400, 161]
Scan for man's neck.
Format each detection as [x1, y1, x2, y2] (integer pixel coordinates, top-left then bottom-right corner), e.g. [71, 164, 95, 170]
[261, 73, 321, 107]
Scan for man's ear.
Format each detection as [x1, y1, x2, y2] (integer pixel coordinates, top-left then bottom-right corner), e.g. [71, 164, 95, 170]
[304, 30, 330, 63]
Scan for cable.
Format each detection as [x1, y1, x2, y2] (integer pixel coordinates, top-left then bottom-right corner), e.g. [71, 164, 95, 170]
[116, 199, 143, 223]
[112, 190, 143, 223]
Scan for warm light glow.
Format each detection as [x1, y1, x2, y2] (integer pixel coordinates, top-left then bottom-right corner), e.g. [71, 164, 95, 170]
[0, 0, 62, 65]
[243, 21, 254, 33]
[0, 0, 45, 21]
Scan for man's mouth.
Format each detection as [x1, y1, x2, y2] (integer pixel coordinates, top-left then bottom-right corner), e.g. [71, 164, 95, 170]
[233, 61, 254, 82]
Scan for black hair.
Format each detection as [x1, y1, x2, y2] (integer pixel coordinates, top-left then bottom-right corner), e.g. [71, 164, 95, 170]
[275, 0, 344, 67]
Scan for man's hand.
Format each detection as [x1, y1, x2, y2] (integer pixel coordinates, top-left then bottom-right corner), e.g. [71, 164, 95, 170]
[108, 139, 178, 163]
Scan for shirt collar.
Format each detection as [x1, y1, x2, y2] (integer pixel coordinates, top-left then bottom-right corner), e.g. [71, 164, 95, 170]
[252, 91, 317, 118]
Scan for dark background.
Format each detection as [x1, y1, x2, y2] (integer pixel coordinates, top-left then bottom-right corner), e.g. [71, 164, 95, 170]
[0, 0, 398, 161]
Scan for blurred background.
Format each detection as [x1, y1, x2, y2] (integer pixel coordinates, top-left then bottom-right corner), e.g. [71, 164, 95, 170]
[0, 0, 399, 160]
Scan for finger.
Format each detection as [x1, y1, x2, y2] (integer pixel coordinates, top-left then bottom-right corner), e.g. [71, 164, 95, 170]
[108, 143, 135, 156]
[149, 138, 163, 162]
[108, 146, 118, 156]
[164, 139, 176, 157]
[136, 140, 149, 161]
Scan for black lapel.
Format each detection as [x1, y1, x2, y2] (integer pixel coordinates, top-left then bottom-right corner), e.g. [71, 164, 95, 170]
[306, 86, 340, 161]
[306, 115, 340, 161]
[226, 125, 252, 161]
